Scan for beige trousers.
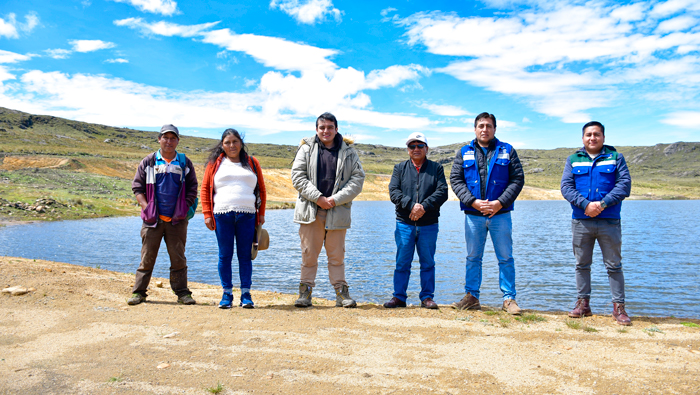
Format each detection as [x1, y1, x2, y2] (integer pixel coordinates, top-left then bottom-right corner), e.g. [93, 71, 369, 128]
[298, 209, 347, 288]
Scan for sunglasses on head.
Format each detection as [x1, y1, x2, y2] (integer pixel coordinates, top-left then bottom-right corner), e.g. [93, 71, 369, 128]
[408, 143, 426, 150]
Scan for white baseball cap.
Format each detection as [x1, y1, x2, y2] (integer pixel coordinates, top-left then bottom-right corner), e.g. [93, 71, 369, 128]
[405, 132, 428, 146]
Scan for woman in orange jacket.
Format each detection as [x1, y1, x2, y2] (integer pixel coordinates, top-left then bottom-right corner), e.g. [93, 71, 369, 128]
[201, 129, 266, 309]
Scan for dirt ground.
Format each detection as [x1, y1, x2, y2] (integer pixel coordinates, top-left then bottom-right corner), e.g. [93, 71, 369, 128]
[1, 257, 699, 395]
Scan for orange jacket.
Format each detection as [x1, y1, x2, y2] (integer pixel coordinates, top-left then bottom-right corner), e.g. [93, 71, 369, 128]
[201, 153, 267, 229]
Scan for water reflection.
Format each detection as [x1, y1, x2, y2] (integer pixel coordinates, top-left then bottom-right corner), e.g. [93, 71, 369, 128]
[0, 200, 698, 318]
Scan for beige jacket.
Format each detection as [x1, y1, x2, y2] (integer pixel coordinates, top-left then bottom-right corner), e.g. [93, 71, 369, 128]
[291, 136, 365, 229]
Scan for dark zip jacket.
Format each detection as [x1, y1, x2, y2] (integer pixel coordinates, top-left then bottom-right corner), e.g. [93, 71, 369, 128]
[389, 158, 448, 226]
[450, 138, 524, 216]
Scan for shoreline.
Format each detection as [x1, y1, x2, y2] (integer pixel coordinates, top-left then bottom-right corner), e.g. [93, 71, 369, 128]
[2, 257, 699, 394]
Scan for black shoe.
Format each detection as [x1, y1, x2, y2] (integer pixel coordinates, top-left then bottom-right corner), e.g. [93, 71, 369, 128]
[383, 297, 407, 308]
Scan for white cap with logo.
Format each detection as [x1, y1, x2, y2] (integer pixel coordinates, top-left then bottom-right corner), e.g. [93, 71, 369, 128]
[405, 132, 428, 146]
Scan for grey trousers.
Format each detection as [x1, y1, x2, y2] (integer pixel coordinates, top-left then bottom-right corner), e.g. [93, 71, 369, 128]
[133, 219, 191, 297]
[572, 218, 625, 303]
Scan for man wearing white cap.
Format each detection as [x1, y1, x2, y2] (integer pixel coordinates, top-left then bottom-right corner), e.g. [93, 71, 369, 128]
[384, 132, 448, 309]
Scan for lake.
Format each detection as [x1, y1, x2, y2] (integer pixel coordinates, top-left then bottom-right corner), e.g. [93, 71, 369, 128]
[1, 200, 698, 318]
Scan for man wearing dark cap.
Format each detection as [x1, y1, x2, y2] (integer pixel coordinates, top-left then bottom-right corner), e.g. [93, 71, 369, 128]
[383, 132, 448, 309]
[128, 124, 199, 305]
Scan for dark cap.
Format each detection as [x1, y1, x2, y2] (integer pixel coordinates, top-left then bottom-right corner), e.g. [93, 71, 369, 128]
[159, 124, 180, 138]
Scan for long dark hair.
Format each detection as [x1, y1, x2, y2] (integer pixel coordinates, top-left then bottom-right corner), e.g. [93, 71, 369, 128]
[207, 128, 251, 170]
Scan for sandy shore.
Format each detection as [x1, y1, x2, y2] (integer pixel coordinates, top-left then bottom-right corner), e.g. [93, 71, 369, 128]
[1, 256, 699, 394]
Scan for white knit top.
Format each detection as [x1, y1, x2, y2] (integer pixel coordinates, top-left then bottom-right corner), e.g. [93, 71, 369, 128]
[213, 158, 257, 215]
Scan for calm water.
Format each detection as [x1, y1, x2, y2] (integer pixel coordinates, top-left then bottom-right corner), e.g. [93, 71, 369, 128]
[1, 200, 698, 318]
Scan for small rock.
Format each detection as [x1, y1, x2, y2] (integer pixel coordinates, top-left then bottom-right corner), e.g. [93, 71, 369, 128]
[163, 332, 178, 339]
[157, 363, 170, 369]
[28, 287, 36, 292]
[2, 286, 29, 296]
[155, 281, 163, 288]
[45, 268, 52, 272]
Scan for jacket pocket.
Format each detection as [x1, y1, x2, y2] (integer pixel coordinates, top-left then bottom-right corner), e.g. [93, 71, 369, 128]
[572, 166, 591, 195]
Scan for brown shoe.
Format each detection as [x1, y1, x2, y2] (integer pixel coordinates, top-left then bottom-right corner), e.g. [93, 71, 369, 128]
[613, 303, 631, 326]
[421, 298, 438, 309]
[383, 297, 406, 308]
[502, 299, 521, 315]
[568, 298, 592, 318]
[452, 293, 481, 310]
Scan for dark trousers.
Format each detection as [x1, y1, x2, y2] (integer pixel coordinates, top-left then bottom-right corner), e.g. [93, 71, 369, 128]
[133, 219, 190, 297]
[572, 218, 625, 303]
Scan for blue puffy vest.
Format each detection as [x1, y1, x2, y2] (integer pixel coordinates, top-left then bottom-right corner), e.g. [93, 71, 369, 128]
[459, 139, 514, 213]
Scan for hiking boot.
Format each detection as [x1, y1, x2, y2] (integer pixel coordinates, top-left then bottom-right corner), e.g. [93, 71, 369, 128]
[127, 293, 146, 305]
[451, 293, 481, 310]
[383, 297, 407, 308]
[568, 298, 592, 318]
[219, 292, 233, 309]
[421, 298, 439, 309]
[294, 283, 312, 308]
[502, 299, 522, 315]
[335, 285, 357, 308]
[177, 293, 196, 305]
[240, 292, 254, 309]
[613, 302, 631, 326]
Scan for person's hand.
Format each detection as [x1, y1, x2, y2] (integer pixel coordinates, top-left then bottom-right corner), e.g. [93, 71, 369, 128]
[584, 202, 603, 218]
[409, 203, 425, 221]
[483, 200, 503, 218]
[472, 199, 491, 216]
[316, 196, 334, 209]
[327, 197, 335, 208]
[205, 217, 215, 231]
[258, 215, 265, 225]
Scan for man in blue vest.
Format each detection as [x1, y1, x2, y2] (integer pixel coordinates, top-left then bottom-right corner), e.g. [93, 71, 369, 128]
[450, 112, 525, 315]
[561, 121, 632, 325]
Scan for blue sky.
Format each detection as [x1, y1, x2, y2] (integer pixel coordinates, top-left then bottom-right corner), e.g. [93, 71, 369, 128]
[1, 0, 699, 149]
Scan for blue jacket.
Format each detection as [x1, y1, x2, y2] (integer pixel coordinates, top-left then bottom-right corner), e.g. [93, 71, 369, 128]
[560, 145, 631, 219]
[450, 138, 524, 215]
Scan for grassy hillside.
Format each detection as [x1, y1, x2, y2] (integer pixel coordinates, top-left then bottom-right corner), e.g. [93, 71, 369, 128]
[1, 107, 698, 223]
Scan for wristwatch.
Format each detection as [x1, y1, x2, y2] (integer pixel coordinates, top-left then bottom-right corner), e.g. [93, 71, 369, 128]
[600, 200, 608, 209]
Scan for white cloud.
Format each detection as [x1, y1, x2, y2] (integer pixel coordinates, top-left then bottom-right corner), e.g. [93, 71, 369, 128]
[114, 18, 218, 37]
[0, 49, 31, 64]
[108, 0, 178, 16]
[20, 12, 39, 33]
[651, 0, 700, 18]
[201, 28, 338, 74]
[400, 4, 700, 123]
[45, 49, 72, 59]
[0, 12, 40, 38]
[418, 102, 470, 116]
[661, 111, 700, 127]
[105, 58, 129, 63]
[70, 40, 116, 52]
[270, 0, 342, 24]
[380, 7, 397, 17]
[656, 16, 698, 33]
[364, 65, 429, 89]
[345, 133, 379, 142]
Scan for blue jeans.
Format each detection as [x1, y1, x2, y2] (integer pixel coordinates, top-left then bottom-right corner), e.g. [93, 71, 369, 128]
[393, 220, 438, 302]
[464, 212, 516, 300]
[214, 211, 255, 291]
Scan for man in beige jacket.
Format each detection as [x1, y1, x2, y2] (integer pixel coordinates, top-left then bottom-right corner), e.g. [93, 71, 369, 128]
[291, 112, 365, 308]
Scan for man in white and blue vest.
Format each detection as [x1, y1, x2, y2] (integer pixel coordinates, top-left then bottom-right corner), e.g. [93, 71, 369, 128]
[450, 112, 524, 315]
[561, 121, 632, 325]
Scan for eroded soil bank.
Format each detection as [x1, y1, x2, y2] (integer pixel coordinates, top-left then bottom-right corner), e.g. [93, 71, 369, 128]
[1, 256, 699, 394]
